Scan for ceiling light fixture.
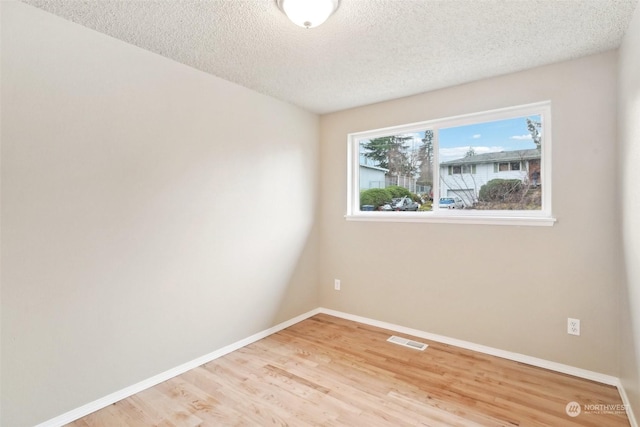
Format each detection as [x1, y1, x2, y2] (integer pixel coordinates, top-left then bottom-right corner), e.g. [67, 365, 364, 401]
[276, 0, 340, 29]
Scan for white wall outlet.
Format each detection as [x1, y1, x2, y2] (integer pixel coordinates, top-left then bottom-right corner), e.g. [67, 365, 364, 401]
[568, 318, 580, 336]
[334, 279, 341, 291]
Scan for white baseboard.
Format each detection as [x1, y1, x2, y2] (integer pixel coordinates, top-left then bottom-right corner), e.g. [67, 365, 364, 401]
[36, 306, 637, 427]
[617, 381, 639, 427]
[34, 308, 321, 427]
[318, 307, 637, 426]
[318, 308, 619, 385]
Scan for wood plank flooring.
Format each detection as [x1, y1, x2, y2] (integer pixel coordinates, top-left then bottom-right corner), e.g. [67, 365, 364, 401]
[67, 314, 630, 426]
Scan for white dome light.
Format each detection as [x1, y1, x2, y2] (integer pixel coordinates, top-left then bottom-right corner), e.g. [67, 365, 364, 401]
[277, 0, 340, 29]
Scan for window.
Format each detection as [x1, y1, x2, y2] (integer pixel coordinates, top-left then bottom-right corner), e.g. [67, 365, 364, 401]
[347, 102, 554, 226]
[495, 161, 523, 172]
[448, 164, 476, 175]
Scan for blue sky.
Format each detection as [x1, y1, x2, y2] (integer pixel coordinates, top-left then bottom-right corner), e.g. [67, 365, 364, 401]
[438, 115, 540, 162]
[359, 114, 541, 165]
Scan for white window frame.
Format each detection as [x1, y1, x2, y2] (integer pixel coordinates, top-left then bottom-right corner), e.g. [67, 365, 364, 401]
[346, 101, 555, 226]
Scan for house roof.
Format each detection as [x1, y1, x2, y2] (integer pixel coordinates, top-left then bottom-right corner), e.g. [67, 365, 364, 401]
[19, 0, 639, 114]
[360, 164, 389, 173]
[440, 148, 541, 166]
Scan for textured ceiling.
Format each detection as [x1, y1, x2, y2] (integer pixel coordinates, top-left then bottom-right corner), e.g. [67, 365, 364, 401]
[20, 0, 639, 114]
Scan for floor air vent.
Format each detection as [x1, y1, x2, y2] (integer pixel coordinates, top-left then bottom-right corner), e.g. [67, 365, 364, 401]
[387, 335, 428, 351]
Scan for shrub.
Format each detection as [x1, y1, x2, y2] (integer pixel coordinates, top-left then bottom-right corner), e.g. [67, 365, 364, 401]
[360, 188, 392, 209]
[385, 185, 413, 199]
[478, 179, 522, 202]
[418, 201, 433, 211]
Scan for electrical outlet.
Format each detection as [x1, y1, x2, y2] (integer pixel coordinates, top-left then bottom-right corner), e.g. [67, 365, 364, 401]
[568, 318, 580, 336]
[334, 279, 341, 291]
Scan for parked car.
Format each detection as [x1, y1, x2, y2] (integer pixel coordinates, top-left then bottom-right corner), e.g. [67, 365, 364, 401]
[383, 196, 419, 211]
[439, 196, 464, 209]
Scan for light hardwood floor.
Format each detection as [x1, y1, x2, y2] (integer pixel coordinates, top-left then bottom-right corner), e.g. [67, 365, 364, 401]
[67, 314, 630, 426]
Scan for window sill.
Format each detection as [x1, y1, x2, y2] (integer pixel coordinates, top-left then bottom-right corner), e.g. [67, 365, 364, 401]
[345, 212, 556, 226]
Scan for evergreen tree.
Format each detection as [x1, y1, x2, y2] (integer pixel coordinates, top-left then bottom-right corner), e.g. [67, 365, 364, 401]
[417, 130, 434, 186]
[362, 135, 414, 176]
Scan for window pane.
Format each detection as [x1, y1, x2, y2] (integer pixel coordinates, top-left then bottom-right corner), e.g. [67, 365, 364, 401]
[347, 102, 551, 222]
[358, 131, 433, 212]
[439, 115, 542, 210]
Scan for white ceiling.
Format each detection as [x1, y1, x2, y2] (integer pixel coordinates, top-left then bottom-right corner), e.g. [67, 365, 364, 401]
[20, 0, 639, 114]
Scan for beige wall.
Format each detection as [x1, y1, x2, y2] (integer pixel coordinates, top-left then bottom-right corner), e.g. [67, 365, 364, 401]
[0, 2, 319, 426]
[619, 2, 640, 419]
[320, 51, 621, 375]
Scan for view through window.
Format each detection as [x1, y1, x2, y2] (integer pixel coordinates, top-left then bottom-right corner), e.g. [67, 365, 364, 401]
[350, 102, 552, 222]
[438, 115, 542, 211]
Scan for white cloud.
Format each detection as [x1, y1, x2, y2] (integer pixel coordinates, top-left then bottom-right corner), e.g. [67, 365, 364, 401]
[472, 134, 481, 139]
[511, 134, 532, 140]
[439, 147, 469, 161]
[473, 146, 504, 154]
[439, 146, 504, 163]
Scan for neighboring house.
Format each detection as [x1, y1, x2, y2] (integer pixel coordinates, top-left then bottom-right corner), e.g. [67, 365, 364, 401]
[359, 164, 388, 190]
[439, 148, 541, 206]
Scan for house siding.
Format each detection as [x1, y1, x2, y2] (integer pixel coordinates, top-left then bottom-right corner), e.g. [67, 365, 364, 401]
[359, 165, 386, 190]
[440, 161, 532, 205]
